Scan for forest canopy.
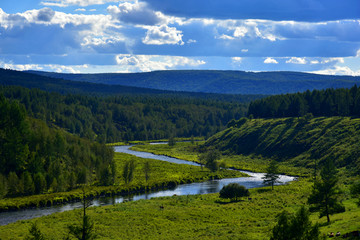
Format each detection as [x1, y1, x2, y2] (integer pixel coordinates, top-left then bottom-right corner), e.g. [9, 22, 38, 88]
[0, 94, 114, 197]
[248, 85, 360, 118]
[0, 85, 248, 142]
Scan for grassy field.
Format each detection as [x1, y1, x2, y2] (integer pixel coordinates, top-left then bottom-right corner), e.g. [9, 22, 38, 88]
[0, 151, 245, 211]
[0, 178, 359, 239]
[131, 142, 310, 176]
[1, 141, 359, 239]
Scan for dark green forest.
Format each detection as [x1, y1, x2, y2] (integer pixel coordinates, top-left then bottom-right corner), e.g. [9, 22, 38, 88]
[248, 85, 360, 118]
[0, 95, 114, 198]
[0, 85, 248, 142]
[0, 68, 262, 102]
[30, 69, 360, 95]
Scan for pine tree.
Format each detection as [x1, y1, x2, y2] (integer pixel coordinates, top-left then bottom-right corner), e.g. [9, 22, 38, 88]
[25, 222, 46, 240]
[68, 187, 96, 240]
[144, 161, 151, 183]
[270, 206, 321, 240]
[308, 159, 345, 222]
[262, 160, 281, 190]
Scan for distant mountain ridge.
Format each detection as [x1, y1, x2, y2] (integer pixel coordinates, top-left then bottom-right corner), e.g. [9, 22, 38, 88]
[28, 70, 360, 95]
[0, 68, 262, 103]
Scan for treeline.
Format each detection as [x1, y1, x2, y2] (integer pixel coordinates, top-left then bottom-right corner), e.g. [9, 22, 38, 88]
[0, 95, 114, 198]
[0, 86, 247, 142]
[248, 85, 360, 118]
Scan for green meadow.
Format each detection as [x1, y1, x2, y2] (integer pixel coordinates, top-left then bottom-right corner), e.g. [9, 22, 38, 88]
[0, 178, 359, 239]
[0, 151, 245, 211]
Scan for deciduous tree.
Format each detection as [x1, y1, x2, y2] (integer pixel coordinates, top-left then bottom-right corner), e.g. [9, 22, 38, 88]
[219, 183, 250, 202]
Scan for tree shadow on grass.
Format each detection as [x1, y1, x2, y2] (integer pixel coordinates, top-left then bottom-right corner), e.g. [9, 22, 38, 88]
[255, 188, 272, 193]
[215, 199, 246, 205]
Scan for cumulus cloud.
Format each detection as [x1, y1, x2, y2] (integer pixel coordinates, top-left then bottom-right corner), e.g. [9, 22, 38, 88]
[312, 66, 360, 76]
[115, 54, 205, 72]
[233, 26, 248, 38]
[0, 8, 120, 55]
[107, 1, 164, 26]
[143, 25, 184, 45]
[0, 61, 89, 73]
[264, 57, 278, 64]
[37, 8, 55, 22]
[309, 57, 344, 65]
[286, 57, 307, 64]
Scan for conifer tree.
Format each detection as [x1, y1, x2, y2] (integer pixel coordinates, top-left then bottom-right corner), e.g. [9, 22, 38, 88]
[308, 159, 345, 222]
[262, 160, 281, 190]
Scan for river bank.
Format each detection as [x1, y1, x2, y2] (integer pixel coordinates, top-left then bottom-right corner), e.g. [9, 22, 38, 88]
[0, 146, 246, 225]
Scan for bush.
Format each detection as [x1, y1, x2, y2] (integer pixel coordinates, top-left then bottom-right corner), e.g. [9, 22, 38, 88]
[270, 206, 321, 240]
[219, 183, 249, 201]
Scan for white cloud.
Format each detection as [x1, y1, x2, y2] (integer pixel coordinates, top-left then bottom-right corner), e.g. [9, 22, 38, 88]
[41, 0, 118, 7]
[264, 57, 278, 64]
[308, 57, 344, 65]
[312, 66, 360, 76]
[75, 8, 86, 12]
[107, 1, 164, 26]
[143, 25, 184, 45]
[232, 57, 242, 63]
[0, 62, 43, 71]
[286, 57, 307, 64]
[115, 54, 205, 72]
[0, 61, 89, 73]
[233, 26, 248, 38]
[218, 34, 234, 40]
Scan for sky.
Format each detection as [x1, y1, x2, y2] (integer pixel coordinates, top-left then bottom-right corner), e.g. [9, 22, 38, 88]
[0, 0, 360, 75]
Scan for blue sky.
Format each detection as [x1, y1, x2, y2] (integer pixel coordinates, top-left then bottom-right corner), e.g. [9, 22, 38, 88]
[0, 0, 360, 75]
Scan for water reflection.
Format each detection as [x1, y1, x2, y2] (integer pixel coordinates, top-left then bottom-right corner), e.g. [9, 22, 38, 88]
[0, 145, 294, 226]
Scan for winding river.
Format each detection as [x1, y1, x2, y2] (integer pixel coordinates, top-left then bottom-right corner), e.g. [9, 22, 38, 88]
[0, 144, 295, 226]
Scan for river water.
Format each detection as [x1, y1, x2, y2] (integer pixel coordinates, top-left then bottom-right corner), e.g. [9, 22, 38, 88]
[0, 145, 295, 226]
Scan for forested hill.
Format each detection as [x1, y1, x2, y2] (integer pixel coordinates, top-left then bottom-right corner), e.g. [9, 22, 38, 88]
[248, 85, 360, 118]
[206, 117, 360, 175]
[0, 68, 263, 103]
[0, 85, 248, 142]
[29, 69, 360, 95]
[0, 95, 114, 198]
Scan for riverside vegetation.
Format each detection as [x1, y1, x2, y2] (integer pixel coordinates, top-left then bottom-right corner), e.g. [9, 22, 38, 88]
[0, 150, 245, 211]
[1, 138, 357, 239]
[0, 175, 359, 239]
[1, 69, 360, 239]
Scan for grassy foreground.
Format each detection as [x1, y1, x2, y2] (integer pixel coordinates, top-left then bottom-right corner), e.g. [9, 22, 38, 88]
[0, 151, 245, 211]
[131, 142, 310, 176]
[0, 179, 359, 239]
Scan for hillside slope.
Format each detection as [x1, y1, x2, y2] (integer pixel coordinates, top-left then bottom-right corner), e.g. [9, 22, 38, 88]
[206, 117, 360, 174]
[0, 68, 262, 102]
[29, 70, 360, 95]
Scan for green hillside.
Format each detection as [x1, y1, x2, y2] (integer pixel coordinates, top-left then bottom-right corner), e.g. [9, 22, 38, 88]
[206, 117, 360, 175]
[29, 70, 360, 95]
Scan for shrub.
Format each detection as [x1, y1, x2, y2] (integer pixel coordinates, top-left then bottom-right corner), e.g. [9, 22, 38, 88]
[219, 183, 249, 201]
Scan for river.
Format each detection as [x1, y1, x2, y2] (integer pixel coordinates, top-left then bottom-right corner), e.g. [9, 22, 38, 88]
[0, 144, 295, 226]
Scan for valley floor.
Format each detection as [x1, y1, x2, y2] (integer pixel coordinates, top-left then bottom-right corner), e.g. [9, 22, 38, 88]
[0, 142, 358, 239]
